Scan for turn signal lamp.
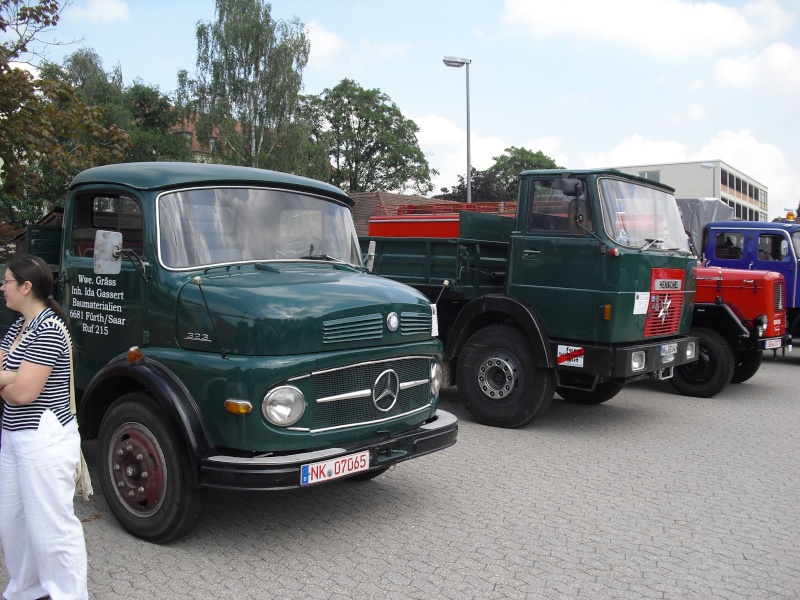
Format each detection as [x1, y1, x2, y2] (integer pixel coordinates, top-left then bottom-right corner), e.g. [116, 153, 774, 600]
[608, 248, 620, 257]
[224, 399, 253, 415]
[127, 346, 144, 364]
[603, 305, 612, 320]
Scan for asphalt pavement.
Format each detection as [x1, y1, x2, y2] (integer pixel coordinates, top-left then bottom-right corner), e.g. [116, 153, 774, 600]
[2, 352, 799, 599]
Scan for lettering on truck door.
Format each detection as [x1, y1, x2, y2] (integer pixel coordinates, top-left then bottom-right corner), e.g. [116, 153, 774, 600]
[61, 193, 147, 386]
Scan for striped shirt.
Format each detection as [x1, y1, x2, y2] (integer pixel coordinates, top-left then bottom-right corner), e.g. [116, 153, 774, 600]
[1, 308, 73, 431]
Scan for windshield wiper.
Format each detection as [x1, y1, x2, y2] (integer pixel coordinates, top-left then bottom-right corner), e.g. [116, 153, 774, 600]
[300, 254, 345, 263]
[640, 238, 664, 251]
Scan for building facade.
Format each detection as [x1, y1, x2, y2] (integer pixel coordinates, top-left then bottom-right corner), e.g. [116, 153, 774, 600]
[612, 160, 768, 221]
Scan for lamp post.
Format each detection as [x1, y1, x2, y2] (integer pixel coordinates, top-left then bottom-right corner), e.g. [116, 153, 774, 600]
[700, 162, 716, 198]
[443, 55, 472, 203]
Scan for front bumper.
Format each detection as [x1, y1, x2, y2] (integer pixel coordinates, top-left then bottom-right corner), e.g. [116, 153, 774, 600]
[758, 333, 793, 352]
[198, 409, 458, 490]
[550, 335, 699, 379]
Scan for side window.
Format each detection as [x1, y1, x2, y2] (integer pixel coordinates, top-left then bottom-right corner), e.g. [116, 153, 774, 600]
[528, 179, 590, 233]
[757, 234, 788, 262]
[713, 232, 744, 260]
[71, 194, 143, 258]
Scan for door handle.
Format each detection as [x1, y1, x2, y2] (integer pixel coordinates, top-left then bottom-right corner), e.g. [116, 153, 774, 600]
[523, 249, 541, 258]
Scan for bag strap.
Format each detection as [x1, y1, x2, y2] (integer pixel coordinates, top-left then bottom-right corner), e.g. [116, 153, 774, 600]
[42, 317, 76, 417]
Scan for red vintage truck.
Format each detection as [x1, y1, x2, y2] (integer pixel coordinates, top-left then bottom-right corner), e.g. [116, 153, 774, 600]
[671, 198, 791, 396]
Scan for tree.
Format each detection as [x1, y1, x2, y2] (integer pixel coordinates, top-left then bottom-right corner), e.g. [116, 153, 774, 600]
[307, 78, 435, 194]
[435, 167, 508, 202]
[486, 146, 562, 199]
[177, 0, 310, 170]
[0, 1, 131, 228]
[47, 50, 192, 163]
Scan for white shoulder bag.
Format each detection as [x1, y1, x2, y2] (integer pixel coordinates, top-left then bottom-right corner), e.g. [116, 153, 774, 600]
[45, 317, 94, 501]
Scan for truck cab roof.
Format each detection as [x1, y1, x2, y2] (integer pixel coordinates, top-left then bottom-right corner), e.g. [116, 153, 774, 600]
[69, 162, 354, 207]
[518, 168, 676, 193]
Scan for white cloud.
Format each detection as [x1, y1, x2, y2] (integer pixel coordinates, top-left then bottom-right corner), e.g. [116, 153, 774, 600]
[500, 0, 787, 59]
[665, 102, 707, 124]
[576, 130, 799, 219]
[580, 134, 687, 168]
[415, 114, 511, 193]
[306, 21, 345, 74]
[8, 61, 38, 77]
[66, 0, 128, 24]
[307, 21, 410, 77]
[687, 102, 706, 122]
[693, 130, 800, 219]
[715, 42, 800, 93]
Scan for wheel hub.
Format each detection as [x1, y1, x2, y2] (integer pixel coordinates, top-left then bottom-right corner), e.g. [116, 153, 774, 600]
[109, 423, 167, 516]
[477, 356, 518, 399]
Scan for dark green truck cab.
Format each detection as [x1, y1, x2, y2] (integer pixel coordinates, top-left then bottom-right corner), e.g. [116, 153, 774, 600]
[362, 169, 698, 427]
[1, 162, 456, 543]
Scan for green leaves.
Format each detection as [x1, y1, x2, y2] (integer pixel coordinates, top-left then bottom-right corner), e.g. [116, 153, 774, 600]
[308, 78, 434, 194]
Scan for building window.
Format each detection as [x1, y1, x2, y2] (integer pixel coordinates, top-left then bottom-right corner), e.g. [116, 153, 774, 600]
[721, 169, 728, 187]
[638, 170, 660, 182]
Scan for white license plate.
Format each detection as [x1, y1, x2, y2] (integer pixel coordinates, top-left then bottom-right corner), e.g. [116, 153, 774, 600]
[301, 450, 370, 486]
[660, 342, 678, 356]
[765, 338, 782, 349]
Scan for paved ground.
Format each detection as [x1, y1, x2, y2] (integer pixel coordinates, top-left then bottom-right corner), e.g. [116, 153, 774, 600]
[2, 353, 799, 599]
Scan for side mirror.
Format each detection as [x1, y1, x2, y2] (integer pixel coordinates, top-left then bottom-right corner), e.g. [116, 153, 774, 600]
[364, 240, 376, 272]
[781, 240, 789, 258]
[562, 178, 582, 198]
[568, 198, 589, 236]
[93, 230, 122, 275]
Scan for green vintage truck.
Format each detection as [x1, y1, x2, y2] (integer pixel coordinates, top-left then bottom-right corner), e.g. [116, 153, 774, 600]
[362, 169, 699, 427]
[1, 162, 457, 543]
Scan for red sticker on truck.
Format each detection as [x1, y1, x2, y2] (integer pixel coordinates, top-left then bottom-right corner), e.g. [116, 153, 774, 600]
[557, 345, 584, 367]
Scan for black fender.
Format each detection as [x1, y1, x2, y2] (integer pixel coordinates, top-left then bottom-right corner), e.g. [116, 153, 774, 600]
[78, 355, 214, 487]
[692, 303, 751, 340]
[443, 294, 552, 368]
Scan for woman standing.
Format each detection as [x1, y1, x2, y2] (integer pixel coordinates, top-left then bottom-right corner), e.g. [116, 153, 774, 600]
[0, 255, 88, 600]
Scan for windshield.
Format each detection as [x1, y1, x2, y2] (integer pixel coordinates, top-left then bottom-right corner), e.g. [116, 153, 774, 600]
[158, 187, 361, 270]
[599, 178, 690, 252]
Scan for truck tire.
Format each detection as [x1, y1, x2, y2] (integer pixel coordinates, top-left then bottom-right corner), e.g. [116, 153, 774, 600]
[730, 350, 762, 384]
[556, 381, 624, 405]
[669, 327, 734, 398]
[457, 324, 555, 428]
[98, 392, 207, 543]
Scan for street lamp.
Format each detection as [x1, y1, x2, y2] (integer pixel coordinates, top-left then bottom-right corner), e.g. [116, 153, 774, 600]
[443, 55, 472, 203]
[700, 162, 716, 198]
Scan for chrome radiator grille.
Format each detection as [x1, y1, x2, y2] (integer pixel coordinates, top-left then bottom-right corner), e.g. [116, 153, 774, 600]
[774, 281, 786, 311]
[312, 356, 432, 432]
[322, 312, 432, 343]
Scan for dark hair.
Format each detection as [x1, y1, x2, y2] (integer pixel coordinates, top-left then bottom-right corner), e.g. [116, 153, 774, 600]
[6, 255, 69, 324]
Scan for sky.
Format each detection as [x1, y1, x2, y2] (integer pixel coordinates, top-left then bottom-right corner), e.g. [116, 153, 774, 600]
[24, 0, 800, 219]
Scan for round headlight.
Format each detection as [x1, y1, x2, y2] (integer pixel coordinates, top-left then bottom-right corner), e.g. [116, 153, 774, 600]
[262, 386, 306, 426]
[430, 361, 443, 397]
[754, 315, 767, 337]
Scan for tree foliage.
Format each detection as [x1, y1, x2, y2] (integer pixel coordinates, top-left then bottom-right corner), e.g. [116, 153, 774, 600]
[307, 78, 435, 194]
[486, 146, 562, 198]
[0, 1, 131, 228]
[435, 168, 508, 202]
[437, 146, 562, 202]
[46, 49, 192, 163]
[177, 0, 310, 170]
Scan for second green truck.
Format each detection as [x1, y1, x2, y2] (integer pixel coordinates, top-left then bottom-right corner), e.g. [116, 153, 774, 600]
[362, 169, 699, 427]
